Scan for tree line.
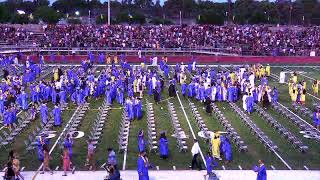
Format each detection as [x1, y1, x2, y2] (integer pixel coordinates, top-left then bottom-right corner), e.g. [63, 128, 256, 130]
[0, 0, 320, 25]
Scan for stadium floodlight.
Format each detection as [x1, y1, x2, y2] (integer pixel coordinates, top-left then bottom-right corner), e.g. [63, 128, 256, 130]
[75, 11, 80, 16]
[17, 10, 26, 15]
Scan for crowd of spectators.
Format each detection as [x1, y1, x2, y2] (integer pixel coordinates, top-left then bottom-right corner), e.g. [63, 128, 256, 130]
[0, 25, 320, 56]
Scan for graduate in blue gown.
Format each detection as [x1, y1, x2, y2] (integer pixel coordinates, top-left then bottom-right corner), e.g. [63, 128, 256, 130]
[51, 88, 57, 104]
[40, 103, 48, 125]
[105, 87, 112, 105]
[223, 137, 232, 162]
[313, 109, 320, 128]
[181, 82, 187, 97]
[138, 130, 145, 153]
[272, 87, 278, 103]
[255, 160, 267, 180]
[247, 94, 254, 114]
[59, 88, 67, 104]
[159, 132, 169, 159]
[117, 88, 124, 105]
[126, 98, 134, 121]
[134, 98, 143, 120]
[19, 90, 28, 110]
[53, 105, 61, 126]
[137, 151, 149, 180]
[64, 134, 74, 159]
[0, 94, 4, 114]
[205, 152, 218, 176]
[3, 107, 10, 126]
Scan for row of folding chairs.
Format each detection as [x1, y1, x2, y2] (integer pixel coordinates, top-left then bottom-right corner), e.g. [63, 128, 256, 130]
[293, 104, 314, 121]
[255, 105, 308, 153]
[167, 101, 188, 152]
[118, 110, 131, 152]
[189, 102, 210, 139]
[211, 103, 248, 152]
[271, 103, 319, 136]
[88, 98, 111, 149]
[57, 103, 89, 150]
[0, 106, 39, 150]
[229, 102, 278, 152]
[146, 100, 158, 153]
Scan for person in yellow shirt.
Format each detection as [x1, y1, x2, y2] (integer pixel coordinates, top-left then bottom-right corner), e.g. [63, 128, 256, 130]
[291, 87, 298, 104]
[312, 80, 319, 95]
[302, 80, 307, 90]
[211, 132, 221, 160]
[53, 68, 59, 82]
[292, 72, 298, 84]
[266, 64, 270, 77]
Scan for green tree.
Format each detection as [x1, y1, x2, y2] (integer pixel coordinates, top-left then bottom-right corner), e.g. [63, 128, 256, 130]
[0, 4, 11, 23]
[197, 9, 224, 25]
[34, 6, 61, 24]
[96, 14, 108, 24]
[11, 13, 29, 24]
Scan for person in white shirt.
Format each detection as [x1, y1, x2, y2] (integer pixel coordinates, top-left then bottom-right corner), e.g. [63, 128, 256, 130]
[190, 139, 202, 170]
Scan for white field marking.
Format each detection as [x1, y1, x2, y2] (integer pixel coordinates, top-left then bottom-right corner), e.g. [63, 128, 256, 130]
[55, 166, 59, 171]
[238, 165, 242, 170]
[271, 73, 320, 102]
[282, 67, 316, 81]
[32, 106, 81, 180]
[222, 165, 226, 170]
[175, 91, 206, 168]
[122, 134, 129, 171]
[21, 167, 25, 171]
[276, 102, 320, 135]
[271, 165, 275, 170]
[304, 165, 309, 170]
[100, 163, 106, 169]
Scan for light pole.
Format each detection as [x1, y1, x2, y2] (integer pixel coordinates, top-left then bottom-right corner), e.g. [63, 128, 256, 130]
[179, 11, 182, 26]
[108, 0, 111, 25]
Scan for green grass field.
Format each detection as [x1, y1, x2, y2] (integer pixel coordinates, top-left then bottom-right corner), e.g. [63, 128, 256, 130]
[1, 64, 320, 173]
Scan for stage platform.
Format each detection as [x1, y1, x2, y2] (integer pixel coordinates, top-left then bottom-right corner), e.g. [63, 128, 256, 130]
[17, 170, 320, 180]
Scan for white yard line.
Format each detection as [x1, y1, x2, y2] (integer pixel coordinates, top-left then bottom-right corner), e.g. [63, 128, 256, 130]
[282, 67, 316, 81]
[277, 102, 320, 134]
[122, 149, 128, 171]
[175, 91, 206, 168]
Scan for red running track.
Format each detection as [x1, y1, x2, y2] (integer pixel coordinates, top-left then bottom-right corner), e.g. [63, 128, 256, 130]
[28, 55, 320, 64]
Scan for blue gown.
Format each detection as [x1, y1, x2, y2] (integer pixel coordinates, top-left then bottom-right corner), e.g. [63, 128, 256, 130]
[257, 165, 267, 180]
[137, 156, 149, 180]
[64, 138, 73, 158]
[273, 88, 278, 103]
[138, 135, 145, 153]
[40, 104, 48, 124]
[53, 107, 61, 126]
[135, 100, 143, 120]
[20, 93, 28, 110]
[159, 138, 169, 157]
[314, 112, 319, 126]
[181, 83, 187, 96]
[247, 96, 254, 113]
[223, 138, 232, 161]
[205, 155, 217, 174]
[0, 97, 4, 114]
